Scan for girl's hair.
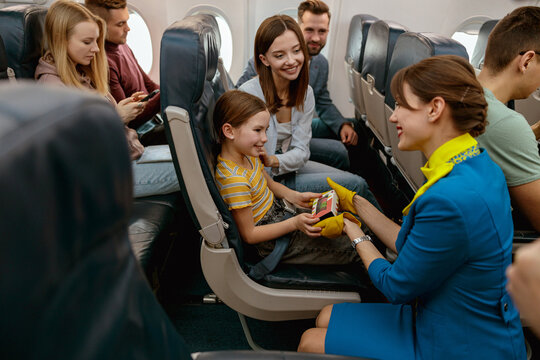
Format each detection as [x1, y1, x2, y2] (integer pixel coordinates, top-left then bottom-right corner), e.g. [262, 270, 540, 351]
[44, 0, 109, 95]
[254, 15, 309, 114]
[390, 55, 487, 137]
[213, 90, 268, 143]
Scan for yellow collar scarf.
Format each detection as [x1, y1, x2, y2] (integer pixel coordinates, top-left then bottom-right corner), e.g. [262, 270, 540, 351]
[402, 133, 480, 215]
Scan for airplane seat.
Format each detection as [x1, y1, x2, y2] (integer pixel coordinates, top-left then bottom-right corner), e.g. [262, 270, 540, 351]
[0, 83, 365, 360]
[0, 4, 46, 79]
[344, 14, 378, 120]
[0, 35, 15, 81]
[160, 13, 379, 337]
[0, 83, 191, 360]
[361, 20, 407, 154]
[470, 19, 498, 71]
[384, 32, 468, 191]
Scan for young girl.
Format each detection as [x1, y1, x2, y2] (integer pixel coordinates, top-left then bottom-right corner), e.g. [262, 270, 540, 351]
[35, 0, 178, 198]
[214, 90, 358, 265]
[238, 14, 380, 210]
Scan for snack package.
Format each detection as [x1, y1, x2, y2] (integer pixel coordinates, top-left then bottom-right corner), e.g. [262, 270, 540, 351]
[312, 190, 339, 220]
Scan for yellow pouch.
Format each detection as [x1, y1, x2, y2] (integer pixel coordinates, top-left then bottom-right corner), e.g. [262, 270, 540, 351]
[326, 177, 357, 215]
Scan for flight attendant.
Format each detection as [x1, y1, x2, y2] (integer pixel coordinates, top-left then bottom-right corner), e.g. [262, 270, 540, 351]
[298, 55, 526, 360]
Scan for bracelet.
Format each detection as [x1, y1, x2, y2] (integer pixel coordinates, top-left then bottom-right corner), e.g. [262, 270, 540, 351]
[351, 235, 371, 249]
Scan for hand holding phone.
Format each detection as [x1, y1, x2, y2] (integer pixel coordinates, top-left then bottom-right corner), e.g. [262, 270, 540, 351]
[139, 89, 160, 102]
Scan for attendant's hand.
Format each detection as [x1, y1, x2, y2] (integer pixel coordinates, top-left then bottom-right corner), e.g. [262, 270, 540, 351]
[288, 191, 320, 209]
[340, 123, 358, 146]
[258, 147, 279, 168]
[293, 213, 322, 237]
[125, 126, 144, 160]
[316, 212, 361, 238]
[117, 96, 145, 124]
[343, 216, 365, 239]
[327, 177, 357, 215]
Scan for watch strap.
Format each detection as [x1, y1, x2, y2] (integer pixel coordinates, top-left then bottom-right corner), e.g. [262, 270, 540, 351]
[351, 235, 372, 249]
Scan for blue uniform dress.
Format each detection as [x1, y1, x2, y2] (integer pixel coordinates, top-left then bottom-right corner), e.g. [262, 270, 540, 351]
[325, 150, 525, 360]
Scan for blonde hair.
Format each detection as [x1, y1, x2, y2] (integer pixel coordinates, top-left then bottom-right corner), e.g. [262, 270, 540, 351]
[44, 0, 109, 95]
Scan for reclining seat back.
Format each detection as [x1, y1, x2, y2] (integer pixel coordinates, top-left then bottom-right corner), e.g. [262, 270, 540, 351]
[344, 14, 378, 118]
[384, 32, 468, 191]
[470, 19, 498, 71]
[160, 13, 242, 258]
[0, 35, 14, 81]
[160, 14, 370, 322]
[361, 20, 407, 152]
[0, 4, 47, 79]
[0, 83, 189, 360]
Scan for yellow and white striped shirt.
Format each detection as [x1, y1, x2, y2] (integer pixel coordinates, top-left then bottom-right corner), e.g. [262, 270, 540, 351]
[215, 155, 274, 223]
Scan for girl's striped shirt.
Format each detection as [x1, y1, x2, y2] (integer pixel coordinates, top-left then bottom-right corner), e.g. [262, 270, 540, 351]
[215, 155, 274, 223]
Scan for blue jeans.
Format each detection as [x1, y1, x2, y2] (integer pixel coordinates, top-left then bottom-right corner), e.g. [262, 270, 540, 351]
[288, 160, 381, 211]
[309, 138, 350, 171]
[309, 117, 350, 170]
[132, 146, 180, 198]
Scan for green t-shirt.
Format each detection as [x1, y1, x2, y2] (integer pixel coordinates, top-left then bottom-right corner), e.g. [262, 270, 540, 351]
[477, 88, 540, 187]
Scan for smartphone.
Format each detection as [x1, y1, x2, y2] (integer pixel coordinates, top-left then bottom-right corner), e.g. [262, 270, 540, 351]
[139, 89, 160, 102]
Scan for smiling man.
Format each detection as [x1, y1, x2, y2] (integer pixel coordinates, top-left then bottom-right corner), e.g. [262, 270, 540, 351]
[237, 0, 355, 172]
[85, 0, 162, 142]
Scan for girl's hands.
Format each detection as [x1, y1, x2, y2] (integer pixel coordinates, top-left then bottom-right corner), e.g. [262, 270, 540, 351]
[116, 93, 146, 124]
[293, 213, 321, 237]
[289, 191, 320, 209]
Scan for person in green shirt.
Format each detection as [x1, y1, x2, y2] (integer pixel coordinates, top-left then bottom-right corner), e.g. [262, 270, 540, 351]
[477, 6, 540, 232]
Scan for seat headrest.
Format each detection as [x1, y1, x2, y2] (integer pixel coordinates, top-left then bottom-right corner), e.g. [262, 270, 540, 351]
[362, 20, 408, 93]
[0, 82, 132, 250]
[384, 32, 468, 107]
[160, 13, 220, 111]
[470, 19, 499, 69]
[0, 4, 47, 79]
[345, 14, 379, 71]
[0, 83, 194, 359]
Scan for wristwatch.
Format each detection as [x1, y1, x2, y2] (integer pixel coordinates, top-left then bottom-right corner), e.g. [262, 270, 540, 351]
[351, 235, 372, 249]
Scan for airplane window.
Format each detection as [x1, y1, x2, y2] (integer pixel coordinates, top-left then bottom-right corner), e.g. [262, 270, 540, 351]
[451, 16, 492, 59]
[126, 9, 153, 73]
[279, 8, 298, 22]
[214, 15, 233, 72]
[188, 9, 233, 72]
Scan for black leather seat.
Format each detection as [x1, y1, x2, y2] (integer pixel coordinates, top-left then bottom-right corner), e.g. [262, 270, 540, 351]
[0, 4, 46, 79]
[0, 4, 183, 283]
[0, 35, 13, 80]
[344, 14, 378, 118]
[0, 83, 189, 360]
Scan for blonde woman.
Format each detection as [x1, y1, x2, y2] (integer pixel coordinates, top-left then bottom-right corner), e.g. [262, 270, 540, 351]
[36, 0, 178, 197]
